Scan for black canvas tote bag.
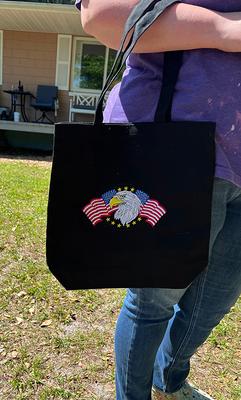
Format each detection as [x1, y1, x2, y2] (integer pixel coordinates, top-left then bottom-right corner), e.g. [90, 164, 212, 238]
[46, 0, 216, 290]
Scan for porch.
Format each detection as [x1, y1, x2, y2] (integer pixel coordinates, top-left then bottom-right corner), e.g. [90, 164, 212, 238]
[0, 120, 55, 151]
[0, 0, 122, 150]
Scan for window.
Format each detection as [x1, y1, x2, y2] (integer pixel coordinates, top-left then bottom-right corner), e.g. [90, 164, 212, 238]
[0, 31, 3, 85]
[71, 37, 123, 92]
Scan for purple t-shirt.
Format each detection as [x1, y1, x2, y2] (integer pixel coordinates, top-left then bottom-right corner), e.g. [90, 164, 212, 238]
[76, 0, 241, 188]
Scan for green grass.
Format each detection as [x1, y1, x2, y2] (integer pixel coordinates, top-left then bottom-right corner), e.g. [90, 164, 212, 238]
[0, 158, 240, 399]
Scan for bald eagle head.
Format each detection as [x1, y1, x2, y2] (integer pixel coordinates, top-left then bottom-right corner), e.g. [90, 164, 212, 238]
[109, 191, 142, 225]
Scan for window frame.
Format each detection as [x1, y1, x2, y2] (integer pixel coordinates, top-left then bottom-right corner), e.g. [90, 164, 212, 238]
[71, 36, 110, 93]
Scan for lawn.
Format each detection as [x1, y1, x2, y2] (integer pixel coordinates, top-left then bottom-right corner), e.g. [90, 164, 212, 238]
[0, 156, 240, 400]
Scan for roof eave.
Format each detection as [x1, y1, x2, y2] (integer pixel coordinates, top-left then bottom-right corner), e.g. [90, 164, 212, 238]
[0, 1, 87, 36]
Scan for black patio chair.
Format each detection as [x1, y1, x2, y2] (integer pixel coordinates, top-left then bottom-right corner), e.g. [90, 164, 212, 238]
[31, 85, 58, 124]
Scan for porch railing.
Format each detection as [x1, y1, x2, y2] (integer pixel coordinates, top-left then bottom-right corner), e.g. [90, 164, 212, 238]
[68, 91, 109, 122]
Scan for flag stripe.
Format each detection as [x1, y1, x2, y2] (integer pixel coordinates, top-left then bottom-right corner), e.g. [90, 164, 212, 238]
[88, 210, 110, 220]
[141, 215, 163, 223]
[146, 199, 166, 211]
[86, 206, 109, 217]
[140, 208, 166, 218]
[146, 220, 155, 227]
[83, 197, 118, 226]
[140, 209, 165, 219]
[146, 199, 166, 210]
[141, 216, 159, 225]
[142, 205, 166, 215]
[139, 199, 167, 227]
[93, 218, 102, 226]
[83, 198, 109, 225]
[83, 199, 106, 213]
[145, 201, 166, 213]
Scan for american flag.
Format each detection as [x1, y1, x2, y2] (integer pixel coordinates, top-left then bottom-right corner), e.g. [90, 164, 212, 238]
[83, 198, 118, 226]
[139, 199, 166, 227]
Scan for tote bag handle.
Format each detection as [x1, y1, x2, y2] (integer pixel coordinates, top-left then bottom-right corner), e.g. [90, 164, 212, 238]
[99, 0, 170, 94]
[98, 0, 181, 102]
[94, 0, 181, 124]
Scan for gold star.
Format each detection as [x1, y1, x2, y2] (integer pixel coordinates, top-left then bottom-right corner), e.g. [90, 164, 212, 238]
[111, 221, 116, 225]
[132, 221, 137, 225]
[124, 186, 128, 190]
[126, 224, 130, 228]
[106, 218, 110, 222]
[138, 217, 142, 222]
[117, 224, 122, 228]
[131, 188, 135, 192]
[117, 187, 122, 191]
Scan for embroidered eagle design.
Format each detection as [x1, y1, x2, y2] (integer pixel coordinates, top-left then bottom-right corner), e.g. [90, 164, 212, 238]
[109, 191, 142, 225]
[83, 187, 166, 228]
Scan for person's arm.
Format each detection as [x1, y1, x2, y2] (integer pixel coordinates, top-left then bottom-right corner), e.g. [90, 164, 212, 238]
[80, 1, 241, 53]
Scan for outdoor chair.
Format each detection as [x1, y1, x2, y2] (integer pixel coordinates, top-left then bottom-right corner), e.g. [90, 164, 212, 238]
[31, 85, 58, 124]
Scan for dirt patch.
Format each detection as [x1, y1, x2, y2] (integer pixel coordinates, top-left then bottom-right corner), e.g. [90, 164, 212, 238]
[86, 382, 114, 400]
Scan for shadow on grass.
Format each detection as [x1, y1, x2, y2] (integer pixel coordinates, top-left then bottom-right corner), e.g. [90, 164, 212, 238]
[0, 146, 53, 163]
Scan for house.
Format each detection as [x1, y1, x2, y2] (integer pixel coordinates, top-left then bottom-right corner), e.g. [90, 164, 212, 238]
[0, 0, 120, 148]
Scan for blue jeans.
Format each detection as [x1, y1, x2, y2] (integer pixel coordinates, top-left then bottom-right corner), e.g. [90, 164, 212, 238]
[115, 178, 241, 400]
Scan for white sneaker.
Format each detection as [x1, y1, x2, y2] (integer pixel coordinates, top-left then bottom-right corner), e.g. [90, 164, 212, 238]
[152, 381, 214, 400]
